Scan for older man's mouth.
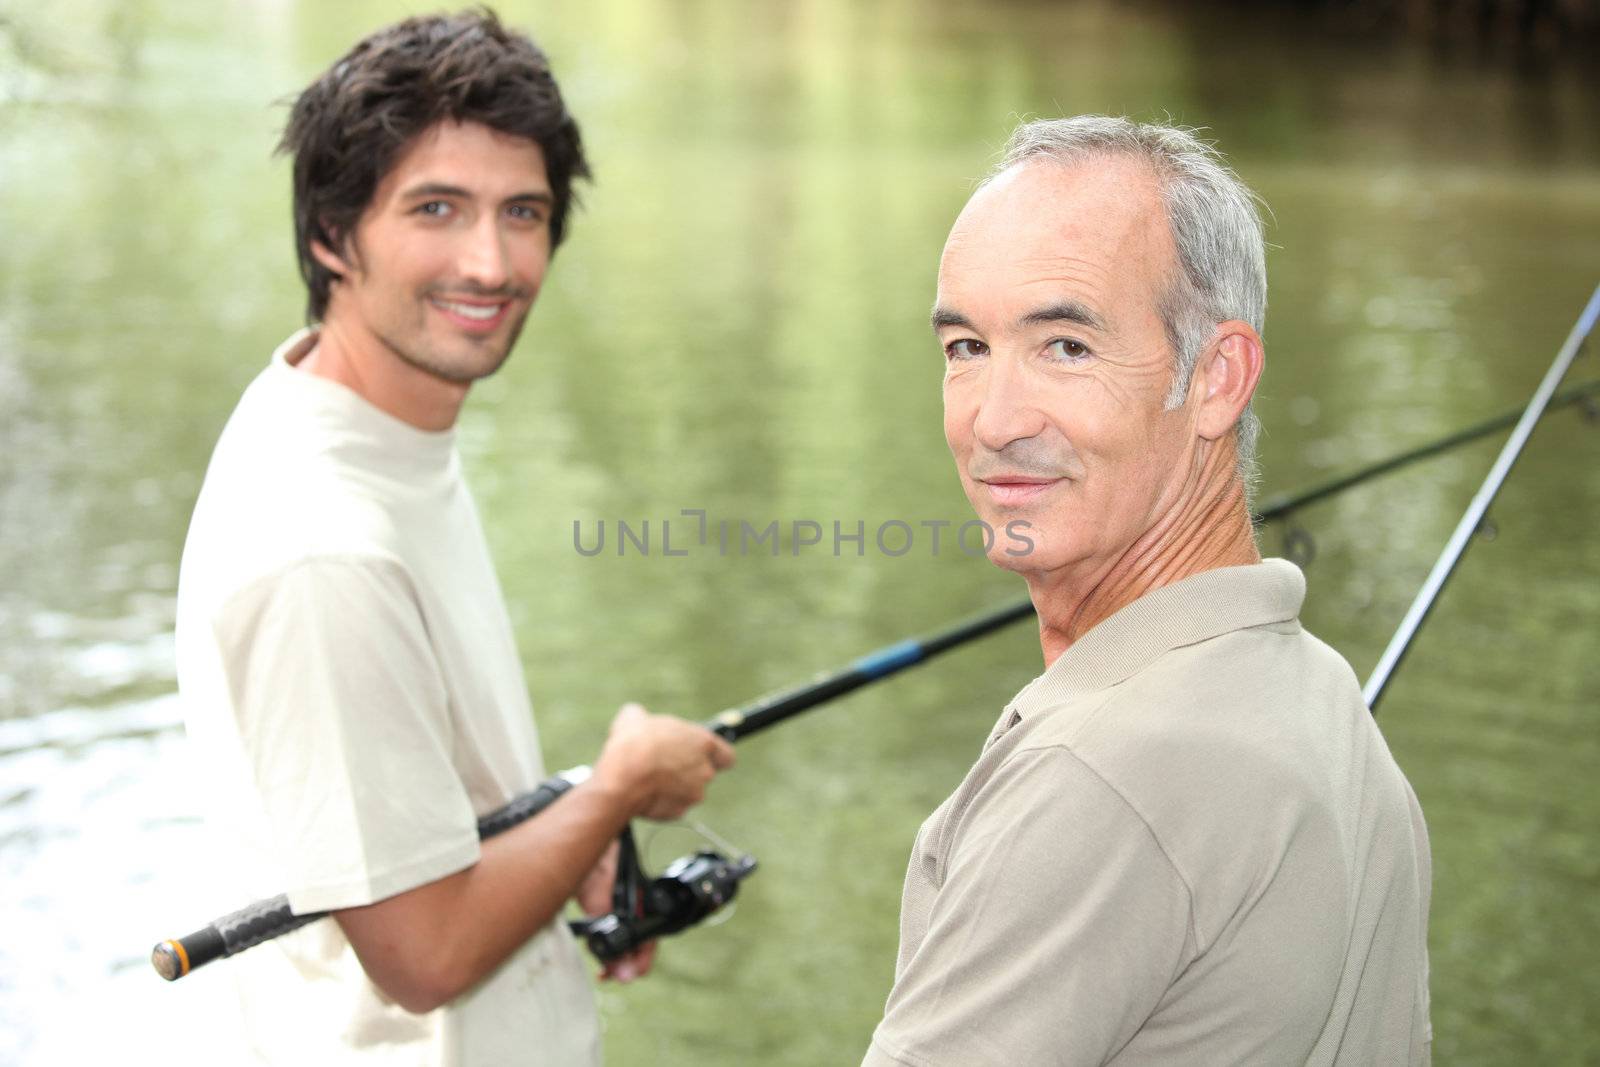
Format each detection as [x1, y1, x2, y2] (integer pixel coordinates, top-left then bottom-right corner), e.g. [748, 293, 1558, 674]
[976, 476, 1064, 507]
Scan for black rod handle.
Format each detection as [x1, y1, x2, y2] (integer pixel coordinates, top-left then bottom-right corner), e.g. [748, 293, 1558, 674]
[152, 895, 321, 980]
[152, 770, 586, 980]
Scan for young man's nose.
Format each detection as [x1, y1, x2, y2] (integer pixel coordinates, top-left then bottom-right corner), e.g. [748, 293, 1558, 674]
[456, 219, 512, 290]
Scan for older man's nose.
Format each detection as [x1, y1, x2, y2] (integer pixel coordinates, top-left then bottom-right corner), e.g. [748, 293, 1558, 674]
[971, 358, 1044, 452]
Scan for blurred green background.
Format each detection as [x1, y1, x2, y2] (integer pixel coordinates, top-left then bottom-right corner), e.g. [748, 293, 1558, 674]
[2, 1, 1598, 1063]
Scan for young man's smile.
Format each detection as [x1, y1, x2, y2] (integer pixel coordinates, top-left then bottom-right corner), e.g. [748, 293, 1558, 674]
[427, 293, 519, 333]
[306, 119, 554, 417]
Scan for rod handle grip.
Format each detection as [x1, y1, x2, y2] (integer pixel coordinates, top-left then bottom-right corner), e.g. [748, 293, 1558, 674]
[152, 895, 323, 981]
[151, 768, 593, 981]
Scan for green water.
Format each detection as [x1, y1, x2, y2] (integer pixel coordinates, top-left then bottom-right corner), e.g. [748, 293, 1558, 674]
[2, 1, 1598, 1063]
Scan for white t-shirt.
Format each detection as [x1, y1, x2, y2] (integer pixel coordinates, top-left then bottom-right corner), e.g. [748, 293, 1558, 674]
[174, 329, 599, 1066]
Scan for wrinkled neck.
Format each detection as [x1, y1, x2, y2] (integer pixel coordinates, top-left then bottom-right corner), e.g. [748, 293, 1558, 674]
[1030, 438, 1260, 667]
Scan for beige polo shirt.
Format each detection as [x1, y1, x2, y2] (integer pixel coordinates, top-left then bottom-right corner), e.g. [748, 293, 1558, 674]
[865, 560, 1431, 1066]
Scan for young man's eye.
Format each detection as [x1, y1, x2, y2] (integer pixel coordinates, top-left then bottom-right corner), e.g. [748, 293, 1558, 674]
[415, 201, 451, 217]
[944, 338, 988, 361]
[1045, 338, 1092, 362]
[507, 204, 546, 223]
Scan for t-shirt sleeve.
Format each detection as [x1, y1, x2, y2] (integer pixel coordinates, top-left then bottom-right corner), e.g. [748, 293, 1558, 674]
[211, 555, 481, 913]
[866, 746, 1195, 1067]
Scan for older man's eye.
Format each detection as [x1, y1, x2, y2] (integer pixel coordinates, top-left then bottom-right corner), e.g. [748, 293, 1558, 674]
[944, 338, 988, 361]
[1046, 338, 1092, 363]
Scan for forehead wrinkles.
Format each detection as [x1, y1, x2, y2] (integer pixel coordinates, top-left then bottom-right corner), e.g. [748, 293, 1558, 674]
[938, 159, 1175, 322]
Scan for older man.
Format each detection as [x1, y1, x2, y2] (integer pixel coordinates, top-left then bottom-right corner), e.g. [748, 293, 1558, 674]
[864, 117, 1432, 1066]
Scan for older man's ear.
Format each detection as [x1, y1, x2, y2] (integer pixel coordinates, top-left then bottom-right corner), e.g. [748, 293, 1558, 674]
[1193, 323, 1265, 442]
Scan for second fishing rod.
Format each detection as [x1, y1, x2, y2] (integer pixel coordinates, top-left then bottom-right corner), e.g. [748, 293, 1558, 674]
[152, 369, 1600, 984]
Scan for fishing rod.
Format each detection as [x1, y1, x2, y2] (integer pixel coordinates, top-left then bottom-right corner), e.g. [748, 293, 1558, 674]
[152, 365, 1600, 983]
[150, 598, 1037, 982]
[1255, 378, 1600, 531]
[1364, 282, 1600, 712]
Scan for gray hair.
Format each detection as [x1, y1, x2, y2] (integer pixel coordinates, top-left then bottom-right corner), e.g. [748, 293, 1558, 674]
[995, 116, 1267, 490]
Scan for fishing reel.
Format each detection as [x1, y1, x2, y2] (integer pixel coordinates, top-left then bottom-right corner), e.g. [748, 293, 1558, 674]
[568, 825, 757, 962]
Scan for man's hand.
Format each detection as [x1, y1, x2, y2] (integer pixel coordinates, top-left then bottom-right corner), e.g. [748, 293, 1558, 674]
[576, 839, 658, 983]
[593, 703, 736, 821]
[334, 703, 731, 1011]
[576, 705, 732, 981]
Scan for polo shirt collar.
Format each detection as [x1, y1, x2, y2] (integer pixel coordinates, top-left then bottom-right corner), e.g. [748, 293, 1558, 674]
[1009, 558, 1306, 719]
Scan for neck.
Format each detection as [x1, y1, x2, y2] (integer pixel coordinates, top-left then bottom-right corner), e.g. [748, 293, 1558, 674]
[1029, 440, 1260, 667]
[296, 314, 468, 432]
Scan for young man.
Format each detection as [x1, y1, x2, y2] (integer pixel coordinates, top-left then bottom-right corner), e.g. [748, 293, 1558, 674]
[175, 11, 733, 1064]
[865, 117, 1431, 1065]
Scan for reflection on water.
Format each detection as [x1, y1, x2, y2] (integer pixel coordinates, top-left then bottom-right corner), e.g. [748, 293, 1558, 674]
[0, 698, 196, 1065]
[2, 1, 1598, 1063]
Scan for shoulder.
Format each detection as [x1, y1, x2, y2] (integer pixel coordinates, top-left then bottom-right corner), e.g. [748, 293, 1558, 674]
[1024, 622, 1418, 941]
[182, 377, 408, 603]
[181, 477, 405, 615]
[962, 742, 1155, 830]
[1072, 629, 1355, 800]
[936, 740, 1190, 904]
[193, 554, 428, 677]
[926, 739, 1199, 943]
[1052, 622, 1369, 786]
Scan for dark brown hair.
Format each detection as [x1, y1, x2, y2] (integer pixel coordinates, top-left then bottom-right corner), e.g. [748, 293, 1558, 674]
[277, 8, 591, 321]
